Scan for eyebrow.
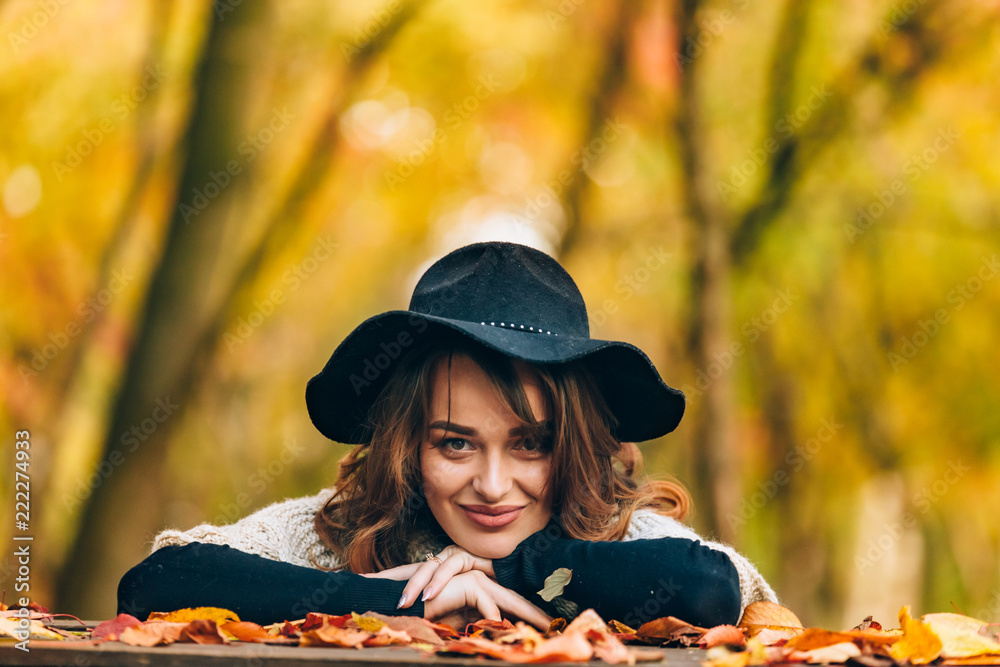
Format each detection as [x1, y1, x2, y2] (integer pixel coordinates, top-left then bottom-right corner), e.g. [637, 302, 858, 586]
[428, 420, 551, 437]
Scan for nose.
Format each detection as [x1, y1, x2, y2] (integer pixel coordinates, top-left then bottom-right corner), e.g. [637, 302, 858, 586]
[471, 451, 514, 502]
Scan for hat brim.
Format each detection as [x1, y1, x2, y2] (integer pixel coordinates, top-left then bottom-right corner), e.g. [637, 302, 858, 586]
[305, 311, 685, 444]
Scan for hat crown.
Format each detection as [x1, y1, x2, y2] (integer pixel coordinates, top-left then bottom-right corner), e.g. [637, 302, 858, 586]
[409, 242, 590, 337]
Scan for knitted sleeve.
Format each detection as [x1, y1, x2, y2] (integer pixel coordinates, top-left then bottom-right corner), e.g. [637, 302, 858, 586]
[150, 488, 341, 569]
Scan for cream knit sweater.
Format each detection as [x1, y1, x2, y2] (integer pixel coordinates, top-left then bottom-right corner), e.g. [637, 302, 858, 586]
[152, 487, 777, 620]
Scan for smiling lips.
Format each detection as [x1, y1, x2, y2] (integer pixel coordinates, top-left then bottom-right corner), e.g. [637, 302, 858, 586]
[461, 505, 524, 527]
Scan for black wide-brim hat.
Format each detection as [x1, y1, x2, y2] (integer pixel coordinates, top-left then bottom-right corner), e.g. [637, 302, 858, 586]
[306, 241, 685, 444]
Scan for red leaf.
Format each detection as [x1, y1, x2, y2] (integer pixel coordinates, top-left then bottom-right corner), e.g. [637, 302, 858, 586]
[92, 613, 142, 640]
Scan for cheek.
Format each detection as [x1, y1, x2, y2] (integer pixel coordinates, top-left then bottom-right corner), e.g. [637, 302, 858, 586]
[420, 453, 463, 499]
[523, 460, 553, 500]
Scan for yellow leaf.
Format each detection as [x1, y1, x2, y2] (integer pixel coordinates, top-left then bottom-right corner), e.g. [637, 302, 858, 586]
[537, 567, 572, 602]
[924, 613, 1000, 659]
[889, 606, 943, 665]
[352, 611, 386, 633]
[147, 607, 240, 625]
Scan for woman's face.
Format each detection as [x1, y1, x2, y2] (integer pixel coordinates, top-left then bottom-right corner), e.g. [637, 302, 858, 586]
[419, 353, 554, 560]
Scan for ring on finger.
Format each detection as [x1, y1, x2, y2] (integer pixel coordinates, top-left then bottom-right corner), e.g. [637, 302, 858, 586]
[425, 552, 442, 564]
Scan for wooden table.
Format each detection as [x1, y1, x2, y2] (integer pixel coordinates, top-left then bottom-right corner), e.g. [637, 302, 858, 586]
[0, 642, 707, 666]
[1, 621, 706, 666]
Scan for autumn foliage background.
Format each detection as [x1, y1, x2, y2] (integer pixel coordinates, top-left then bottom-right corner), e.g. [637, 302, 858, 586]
[1, 0, 999, 626]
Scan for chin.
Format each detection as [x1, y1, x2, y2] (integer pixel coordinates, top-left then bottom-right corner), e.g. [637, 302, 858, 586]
[459, 539, 519, 560]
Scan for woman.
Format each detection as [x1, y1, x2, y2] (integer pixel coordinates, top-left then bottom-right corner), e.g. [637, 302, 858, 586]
[117, 241, 777, 629]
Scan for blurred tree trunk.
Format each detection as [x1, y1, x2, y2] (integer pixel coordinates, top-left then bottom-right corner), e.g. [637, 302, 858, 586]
[673, 0, 739, 541]
[56, 1, 272, 617]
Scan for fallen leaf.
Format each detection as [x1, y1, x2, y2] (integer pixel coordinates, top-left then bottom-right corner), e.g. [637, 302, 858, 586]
[546, 617, 567, 634]
[526, 629, 595, 663]
[705, 644, 752, 667]
[350, 611, 385, 633]
[537, 567, 573, 602]
[470, 617, 516, 638]
[119, 621, 187, 647]
[786, 628, 866, 651]
[220, 621, 295, 644]
[739, 601, 804, 641]
[791, 641, 862, 663]
[888, 606, 943, 665]
[356, 611, 446, 645]
[91, 613, 142, 640]
[148, 607, 240, 625]
[362, 625, 412, 646]
[299, 621, 371, 648]
[635, 615, 707, 646]
[179, 619, 227, 644]
[700, 625, 748, 649]
[0, 615, 67, 641]
[754, 627, 798, 646]
[924, 613, 1000, 659]
[610, 619, 637, 635]
[740, 601, 803, 629]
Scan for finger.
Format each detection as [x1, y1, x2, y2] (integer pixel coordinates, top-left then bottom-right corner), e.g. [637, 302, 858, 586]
[421, 554, 473, 602]
[399, 559, 445, 608]
[473, 592, 502, 623]
[361, 563, 422, 580]
[489, 585, 552, 630]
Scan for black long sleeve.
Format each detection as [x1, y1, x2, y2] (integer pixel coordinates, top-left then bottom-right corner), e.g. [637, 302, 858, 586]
[116, 542, 424, 625]
[493, 523, 741, 628]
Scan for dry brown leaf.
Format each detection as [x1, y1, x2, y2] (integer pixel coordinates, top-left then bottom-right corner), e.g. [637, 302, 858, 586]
[888, 606, 943, 665]
[635, 615, 707, 645]
[178, 619, 227, 645]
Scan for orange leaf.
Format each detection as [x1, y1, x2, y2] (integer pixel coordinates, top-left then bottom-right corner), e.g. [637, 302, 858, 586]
[220, 621, 296, 644]
[299, 622, 371, 648]
[700, 625, 748, 649]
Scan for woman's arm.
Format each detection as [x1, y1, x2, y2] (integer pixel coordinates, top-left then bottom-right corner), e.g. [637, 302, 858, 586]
[117, 542, 423, 625]
[492, 526, 741, 628]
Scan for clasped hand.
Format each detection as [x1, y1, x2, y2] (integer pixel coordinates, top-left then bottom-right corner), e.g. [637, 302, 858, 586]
[361, 545, 551, 630]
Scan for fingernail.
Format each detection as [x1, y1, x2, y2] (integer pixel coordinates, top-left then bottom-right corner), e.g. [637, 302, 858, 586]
[397, 594, 406, 608]
[421, 588, 430, 602]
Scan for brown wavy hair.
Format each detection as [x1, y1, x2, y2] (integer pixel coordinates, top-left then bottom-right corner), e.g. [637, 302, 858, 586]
[314, 337, 691, 573]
